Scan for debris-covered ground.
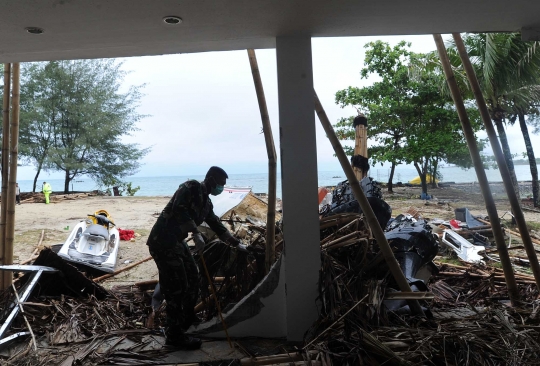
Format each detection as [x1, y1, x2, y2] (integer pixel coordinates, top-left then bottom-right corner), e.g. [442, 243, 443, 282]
[303, 212, 540, 365]
[3, 183, 540, 365]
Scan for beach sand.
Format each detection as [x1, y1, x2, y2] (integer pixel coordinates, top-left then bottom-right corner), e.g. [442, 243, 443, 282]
[14, 195, 169, 288]
[12, 185, 540, 288]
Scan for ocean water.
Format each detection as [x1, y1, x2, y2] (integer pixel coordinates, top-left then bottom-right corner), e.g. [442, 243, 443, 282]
[16, 165, 538, 198]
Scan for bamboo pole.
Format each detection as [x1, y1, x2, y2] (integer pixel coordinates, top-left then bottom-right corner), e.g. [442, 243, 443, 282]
[247, 49, 277, 274]
[304, 294, 368, 349]
[31, 229, 45, 256]
[0, 63, 11, 289]
[352, 115, 368, 180]
[453, 33, 540, 289]
[20, 256, 38, 265]
[200, 253, 232, 348]
[433, 34, 519, 304]
[505, 227, 540, 248]
[135, 279, 159, 287]
[314, 91, 424, 316]
[93, 256, 152, 282]
[240, 352, 305, 365]
[3, 63, 20, 289]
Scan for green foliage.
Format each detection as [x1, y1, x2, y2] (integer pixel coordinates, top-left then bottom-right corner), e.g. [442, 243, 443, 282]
[125, 182, 141, 196]
[335, 41, 485, 194]
[18, 60, 150, 193]
[482, 153, 520, 169]
[101, 177, 140, 196]
[451, 33, 540, 124]
[451, 33, 540, 204]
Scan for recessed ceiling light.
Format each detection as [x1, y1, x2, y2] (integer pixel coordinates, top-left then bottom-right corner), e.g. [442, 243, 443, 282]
[163, 16, 182, 25]
[25, 27, 44, 35]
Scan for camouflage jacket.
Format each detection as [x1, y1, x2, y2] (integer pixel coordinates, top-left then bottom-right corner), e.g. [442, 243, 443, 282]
[148, 180, 230, 245]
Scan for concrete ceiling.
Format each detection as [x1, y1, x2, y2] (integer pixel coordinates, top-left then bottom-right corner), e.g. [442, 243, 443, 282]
[0, 0, 538, 62]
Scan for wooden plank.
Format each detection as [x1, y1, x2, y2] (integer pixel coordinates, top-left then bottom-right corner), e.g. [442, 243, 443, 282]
[384, 292, 435, 300]
[93, 256, 152, 282]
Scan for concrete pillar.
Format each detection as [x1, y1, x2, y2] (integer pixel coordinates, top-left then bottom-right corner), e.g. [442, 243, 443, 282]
[276, 36, 320, 341]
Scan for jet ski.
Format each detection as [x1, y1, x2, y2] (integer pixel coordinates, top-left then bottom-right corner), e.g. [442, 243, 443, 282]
[58, 210, 120, 273]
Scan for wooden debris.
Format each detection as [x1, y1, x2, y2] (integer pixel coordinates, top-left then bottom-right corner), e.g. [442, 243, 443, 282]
[93, 256, 153, 282]
[405, 206, 421, 219]
[18, 191, 98, 204]
[301, 214, 540, 365]
[3, 206, 540, 365]
[32, 248, 109, 299]
[31, 230, 45, 256]
[0, 274, 168, 365]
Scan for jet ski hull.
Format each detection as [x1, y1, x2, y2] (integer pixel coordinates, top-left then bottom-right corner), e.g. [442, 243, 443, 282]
[58, 220, 120, 273]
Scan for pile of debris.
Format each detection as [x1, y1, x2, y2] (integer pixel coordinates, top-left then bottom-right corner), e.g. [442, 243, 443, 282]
[2, 181, 540, 365]
[303, 210, 540, 365]
[18, 191, 98, 204]
[306, 179, 540, 364]
[0, 249, 168, 365]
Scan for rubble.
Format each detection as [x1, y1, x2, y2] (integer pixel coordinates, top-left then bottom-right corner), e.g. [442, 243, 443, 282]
[1, 188, 540, 365]
[18, 191, 99, 204]
[303, 212, 540, 365]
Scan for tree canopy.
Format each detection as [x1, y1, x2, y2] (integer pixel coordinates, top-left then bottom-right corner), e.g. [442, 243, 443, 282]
[449, 33, 540, 206]
[17, 60, 149, 193]
[335, 41, 485, 194]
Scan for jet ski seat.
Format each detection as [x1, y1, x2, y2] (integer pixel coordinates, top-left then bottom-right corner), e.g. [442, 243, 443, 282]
[84, 224, 109, 240]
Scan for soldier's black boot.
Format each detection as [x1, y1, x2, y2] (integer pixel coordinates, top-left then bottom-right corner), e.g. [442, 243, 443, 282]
[165, 335, 202, 350]
[183, 313, 203, 329]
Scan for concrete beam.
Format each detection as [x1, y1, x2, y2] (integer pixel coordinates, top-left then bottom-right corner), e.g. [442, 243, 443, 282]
[521, 27, 540, 41]
[276, 35, 320, 341]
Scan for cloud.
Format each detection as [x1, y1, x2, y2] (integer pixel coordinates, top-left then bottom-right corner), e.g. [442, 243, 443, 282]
[17, 34, 539, 181]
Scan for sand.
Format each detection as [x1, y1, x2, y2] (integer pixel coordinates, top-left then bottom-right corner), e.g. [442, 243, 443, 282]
[12, 185, 540, 288]
[14, 195, 171, 288]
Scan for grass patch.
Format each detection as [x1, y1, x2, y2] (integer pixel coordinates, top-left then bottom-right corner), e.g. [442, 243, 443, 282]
[436, 256, 463, 266]
[384, 195, 411, 201]
[13, 229, 68, 262]
[132, 228, 150, 236]
[500, 218, 540, 233]
[15, 229, 44, 246]
[16, 229, 74, 246]
[489, 261, 504, 269]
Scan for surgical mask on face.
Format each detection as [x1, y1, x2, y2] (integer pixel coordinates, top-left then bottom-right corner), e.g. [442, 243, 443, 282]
[211, 185, 224, 196]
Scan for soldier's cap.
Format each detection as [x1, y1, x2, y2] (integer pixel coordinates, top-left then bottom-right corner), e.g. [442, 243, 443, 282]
[206, 166, 228, 186]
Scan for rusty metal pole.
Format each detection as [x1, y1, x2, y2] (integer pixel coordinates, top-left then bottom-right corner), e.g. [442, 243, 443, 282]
[453, 33, 540, 289]
[247, 49, 277, 273]
[433, 34, 520, 304]
[314, 90, 424, 316]
[0, 63, 11, 289]
[4, 63, 20, 289]
[352, 115, 368, 180]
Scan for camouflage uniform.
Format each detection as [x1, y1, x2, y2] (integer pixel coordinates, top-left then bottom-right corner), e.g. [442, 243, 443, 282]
[147, 180, 231, 341]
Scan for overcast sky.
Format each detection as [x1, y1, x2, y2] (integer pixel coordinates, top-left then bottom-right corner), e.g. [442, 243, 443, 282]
[17, 35, 538, 180]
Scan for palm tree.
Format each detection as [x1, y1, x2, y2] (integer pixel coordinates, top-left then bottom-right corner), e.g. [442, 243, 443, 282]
[451, 33, 540, 206]
[509, 102, 540, 205]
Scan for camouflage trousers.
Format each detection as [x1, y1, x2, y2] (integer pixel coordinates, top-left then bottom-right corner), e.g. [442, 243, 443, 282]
[148, 240, 200, 340]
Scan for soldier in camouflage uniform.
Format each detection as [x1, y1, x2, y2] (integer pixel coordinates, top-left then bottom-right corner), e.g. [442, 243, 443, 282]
[147, 166, 241, 349]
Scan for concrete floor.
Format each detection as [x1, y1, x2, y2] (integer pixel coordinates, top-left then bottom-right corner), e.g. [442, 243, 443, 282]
[160, 339, 245, 364]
